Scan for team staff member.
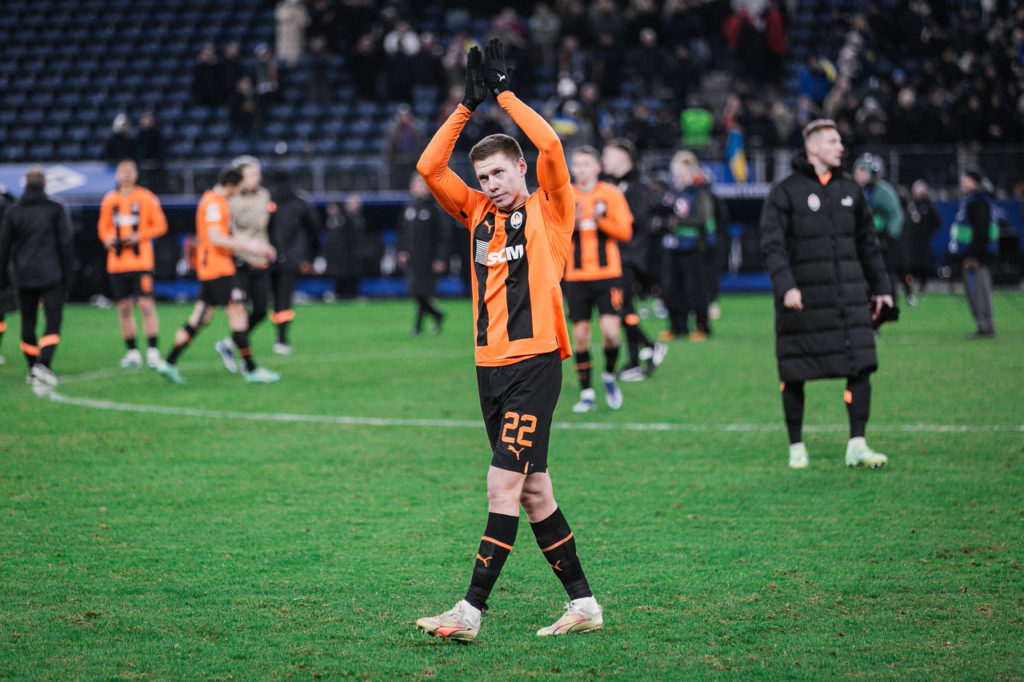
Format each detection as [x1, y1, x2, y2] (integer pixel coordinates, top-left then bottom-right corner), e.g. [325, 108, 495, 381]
[267, 169, 320, 354]
[600, 139, 666, 381]
[853, 154, 904, 300]
[760, 119, 892, 470]
[414, 40, 602, 643]
[156, 168, 279, 384]
[0, 184, 16, 366]
[216, 155, 274, 371]
[97, 159, 168, 369]
[565, 146, 632, 412]
[658, 151, 715, 342]
[397, 173, 450, 336]
[949, 167, 998, 339]
[0, 167, 73, 388]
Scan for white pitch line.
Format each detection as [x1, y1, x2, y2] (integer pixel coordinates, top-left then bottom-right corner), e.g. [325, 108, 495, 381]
[41, 390, 1024, 434]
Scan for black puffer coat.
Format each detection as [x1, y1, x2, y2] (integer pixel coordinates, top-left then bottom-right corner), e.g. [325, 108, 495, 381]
[397, 196, 450, 298]
[0, 183, 73, 291]
[759, 154, 891, 382]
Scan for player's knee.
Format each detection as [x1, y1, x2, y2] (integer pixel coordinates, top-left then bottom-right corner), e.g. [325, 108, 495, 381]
[117, 299, 133, 317]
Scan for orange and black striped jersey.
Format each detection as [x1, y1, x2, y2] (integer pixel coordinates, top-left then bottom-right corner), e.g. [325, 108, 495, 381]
[97, 186, 167, 274]
[195, 190, 235, 282]
[564, 182, 632, 282]
[418, 92, 575, 367]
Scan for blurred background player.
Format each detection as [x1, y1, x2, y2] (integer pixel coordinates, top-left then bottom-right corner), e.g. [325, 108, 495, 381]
[267, 168, 320, 354]
[949, 167, 999, 339]
[414, 40, 602, 644]
[396, 173, 450, 336]
[600, 139, 666, 381]
[0, 184, 16, 366]
[97, 159, 168, 369]
[216, 155, 275, 370]
[157, 168, 279, 384]
[853, 154, 905, 302]
[658, 150, 716, 342]
[0, 167, 73, 388]
[565, 146, 632, 412]
[760, 119, 893, 470]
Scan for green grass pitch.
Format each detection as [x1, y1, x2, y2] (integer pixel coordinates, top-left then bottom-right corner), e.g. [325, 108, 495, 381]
[1, 292, 1022, 680]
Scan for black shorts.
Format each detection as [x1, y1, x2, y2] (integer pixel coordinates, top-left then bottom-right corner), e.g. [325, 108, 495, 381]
[109, 271, 154, 301]
[198, 275, 247, 307]
[565, 277, 624, 322]
[477, 351, 562, 475]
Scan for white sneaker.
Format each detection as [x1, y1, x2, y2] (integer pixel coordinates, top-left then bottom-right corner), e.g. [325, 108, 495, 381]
[0, 353, 6, 365]
[618, 365, 647, 382]
[651, 341, 668, 368]
[845, 437, 888, 468]
[241, 366, 281, 384]
[416, 600, 481, 643]
[708, 301, 721, 320]
[146, 347, 162, 368]
[119, 348, 142, 368]
[536, 597, 603, 636]
[272, 342, 293, 355]
[601, 371, 622, 410]
[30, 364, 59, 387]
[214, 338, 238, 373]
[788, 442, 809, 469]
[572, 388, 597, 413]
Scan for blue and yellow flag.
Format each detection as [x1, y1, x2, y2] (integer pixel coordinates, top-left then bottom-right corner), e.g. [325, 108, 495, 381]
[725, 128, 748, 184]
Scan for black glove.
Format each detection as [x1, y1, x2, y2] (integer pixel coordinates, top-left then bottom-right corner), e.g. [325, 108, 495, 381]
[461, 46, 486, 111]
[483, 38, 510, 96]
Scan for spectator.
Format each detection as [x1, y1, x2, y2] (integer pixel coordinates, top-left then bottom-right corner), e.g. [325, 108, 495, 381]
[251, 44, 280, 111]
[528, 3, 562, 72]
[308, 0, 342, 47]
[797, 56, 834, 106]
[220, 42, 246, 98]
[349, 31, 383, 101]
[275, 0, 310, 69]
[135, 111, 164, 162]
[590, 31, 626, 98]
[103, 113, 134, 163]
[740, 98, 779, 149]
[383, 20, 421, 100]
[386, 104, 425, 189]
[620, 102, 654, 154]
[228, 76, 259, 135]
[307, 35, 331, 106]
[763, 0, 788, 87]
[191, 42, 221, 106]
[632, 28, 663, 99]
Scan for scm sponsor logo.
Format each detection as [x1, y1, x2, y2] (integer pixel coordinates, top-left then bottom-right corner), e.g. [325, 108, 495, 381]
[486, 244, 524, 266]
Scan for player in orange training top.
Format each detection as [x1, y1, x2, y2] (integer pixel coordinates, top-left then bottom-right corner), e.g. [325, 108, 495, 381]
[97, 159, 168, 369]
[564, 146, 633, 412]
[156, 168, 279, 384]
[413, 40, 603, 644]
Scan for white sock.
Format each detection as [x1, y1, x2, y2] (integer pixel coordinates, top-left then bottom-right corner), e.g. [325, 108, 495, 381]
[572, 596, 599, 609]
[848, 437, 866, 449]
[458, 599, 481, 620]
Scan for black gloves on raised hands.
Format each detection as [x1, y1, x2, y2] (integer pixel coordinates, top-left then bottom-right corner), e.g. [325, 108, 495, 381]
[461, 46, 487, 111]
[483, 38, 510, 96]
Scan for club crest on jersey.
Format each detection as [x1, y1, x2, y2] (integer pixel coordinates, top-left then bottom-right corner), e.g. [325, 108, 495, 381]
[509, 210, 523, 230]
[486, 244, 524, 266]
[807, 194, 821, 211]
[841, 195, 854, 207]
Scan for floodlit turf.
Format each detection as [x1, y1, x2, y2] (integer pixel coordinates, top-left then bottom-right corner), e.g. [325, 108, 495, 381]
[1, 292, 1022, 680]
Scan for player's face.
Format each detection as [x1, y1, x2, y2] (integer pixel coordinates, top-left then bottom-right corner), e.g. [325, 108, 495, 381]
[570, 153, 601, 186]
[806, 128, 844, 169]
[474, 153, 528, 211]
[601, 146, 631, 178]
[116, 161, 138, 188]
[671, 161, 695, 188]
[241, 165, 261, 190]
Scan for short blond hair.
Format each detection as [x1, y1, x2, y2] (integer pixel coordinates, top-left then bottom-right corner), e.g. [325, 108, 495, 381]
[469, 134, 524, 164]
[801, 118, 837, 141]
